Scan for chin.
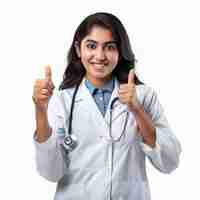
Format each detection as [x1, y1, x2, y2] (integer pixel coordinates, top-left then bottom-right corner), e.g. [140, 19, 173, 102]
[95, 72, 108, 78]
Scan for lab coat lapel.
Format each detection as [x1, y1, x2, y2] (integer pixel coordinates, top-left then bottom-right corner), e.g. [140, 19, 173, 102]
[73, 79, 128, 135]
[74, 80, 110, 135]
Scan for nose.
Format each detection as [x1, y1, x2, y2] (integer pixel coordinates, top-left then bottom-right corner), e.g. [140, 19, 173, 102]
[95, 47, 106, 61]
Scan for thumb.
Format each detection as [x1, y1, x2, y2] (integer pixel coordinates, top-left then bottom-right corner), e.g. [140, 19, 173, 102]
[128, 69, 135, 85]
[45, 65, 52, 82]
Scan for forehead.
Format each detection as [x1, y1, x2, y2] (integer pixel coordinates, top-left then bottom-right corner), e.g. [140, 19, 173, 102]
[82, 26, 114, 43]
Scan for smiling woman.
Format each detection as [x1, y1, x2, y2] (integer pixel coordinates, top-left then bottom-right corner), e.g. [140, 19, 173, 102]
[59, 12, 143, 90]
[75, 26, 119, 87]
[33, 12, 181, 200]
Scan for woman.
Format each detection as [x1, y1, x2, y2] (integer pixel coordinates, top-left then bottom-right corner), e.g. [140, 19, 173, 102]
[33, 12, 181, 200]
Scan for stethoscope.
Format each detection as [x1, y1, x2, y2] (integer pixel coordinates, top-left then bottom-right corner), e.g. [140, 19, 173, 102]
[61, 82, 129, 152]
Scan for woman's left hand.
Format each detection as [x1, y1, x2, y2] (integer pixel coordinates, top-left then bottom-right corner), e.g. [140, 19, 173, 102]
[118, 69, 140, 111]
[118, 69, 156, 147]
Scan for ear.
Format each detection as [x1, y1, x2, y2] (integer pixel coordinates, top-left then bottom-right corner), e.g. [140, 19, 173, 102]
[74, 41, 81, 58]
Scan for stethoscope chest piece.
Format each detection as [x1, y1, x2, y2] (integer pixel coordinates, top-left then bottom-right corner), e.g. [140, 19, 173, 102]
[63, 135, 78, 152]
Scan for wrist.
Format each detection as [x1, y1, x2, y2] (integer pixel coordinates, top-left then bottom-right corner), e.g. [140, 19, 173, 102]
[142, 128, 156, 148]
[35, 127, 52, 143]
[35, 105, 47, 113]
[128, 100, 142, 113]
[33, 96, 48, 113]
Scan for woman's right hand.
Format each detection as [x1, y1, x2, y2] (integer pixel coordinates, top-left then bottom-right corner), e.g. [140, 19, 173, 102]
[33, 65, 55, 112]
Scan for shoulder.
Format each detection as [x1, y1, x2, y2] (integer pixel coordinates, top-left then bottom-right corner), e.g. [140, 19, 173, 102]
[136, 84, 159, 109]
[49, 88, 74, 104]
[136, 84, 156, 100]
[47, 87, 76, 116]
[58, 87, 76, 99]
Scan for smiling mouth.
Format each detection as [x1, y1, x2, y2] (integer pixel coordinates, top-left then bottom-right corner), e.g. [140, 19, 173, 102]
[91, 62, 107, 68]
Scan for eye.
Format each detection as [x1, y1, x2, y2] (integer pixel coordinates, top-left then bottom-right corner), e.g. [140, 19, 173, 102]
[106, 44, 117, 51]
[86, 43, 96, 49]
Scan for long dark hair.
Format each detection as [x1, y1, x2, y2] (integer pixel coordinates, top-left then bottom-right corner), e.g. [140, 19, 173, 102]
[59, 12, 143, 90]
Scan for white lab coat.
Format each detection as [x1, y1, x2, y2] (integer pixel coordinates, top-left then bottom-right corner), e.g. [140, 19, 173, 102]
[34, 78, 181, 200]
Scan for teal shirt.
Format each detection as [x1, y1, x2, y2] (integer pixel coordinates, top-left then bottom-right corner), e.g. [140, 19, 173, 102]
[84, 78, 114, 117]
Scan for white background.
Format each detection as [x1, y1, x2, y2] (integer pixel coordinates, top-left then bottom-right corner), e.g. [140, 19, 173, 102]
[0, 0, 199, 199]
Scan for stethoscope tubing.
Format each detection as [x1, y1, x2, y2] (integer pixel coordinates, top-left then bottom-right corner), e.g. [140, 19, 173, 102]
[61, 83, 129, 151]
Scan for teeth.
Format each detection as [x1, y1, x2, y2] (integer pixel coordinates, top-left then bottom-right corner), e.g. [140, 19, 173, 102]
[93, 63, 103, 65]
[93, 64, 104, 67]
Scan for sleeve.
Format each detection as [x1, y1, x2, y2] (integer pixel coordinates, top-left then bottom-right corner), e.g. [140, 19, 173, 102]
[139, 87, 182, 174]
[33, 91, 70, 182]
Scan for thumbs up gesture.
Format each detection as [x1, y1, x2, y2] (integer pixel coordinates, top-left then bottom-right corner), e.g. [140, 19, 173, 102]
[33, 65, 55, 111]
[118, 69, 140, 111]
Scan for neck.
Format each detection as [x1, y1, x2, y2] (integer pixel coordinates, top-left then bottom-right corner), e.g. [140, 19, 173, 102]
[85, 75, 112, 88]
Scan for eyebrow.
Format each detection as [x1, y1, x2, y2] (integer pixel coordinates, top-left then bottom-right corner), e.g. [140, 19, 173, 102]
[85, 39, 117, 45]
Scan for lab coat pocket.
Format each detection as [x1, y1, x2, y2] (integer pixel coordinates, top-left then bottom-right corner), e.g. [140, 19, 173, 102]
[56, 183, 86, 200]
[114, 181, 129, 200]
[113, 180, 148, 200]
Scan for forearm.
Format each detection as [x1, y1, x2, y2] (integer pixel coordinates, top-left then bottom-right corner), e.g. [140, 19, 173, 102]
[129, 87, 181, 173]
[132, 103, 181, 173]
[35, 108, 52, 143]
[130, 103, 156, 148]
[35, 134, 66, 182]
[34, 107, 66, 182]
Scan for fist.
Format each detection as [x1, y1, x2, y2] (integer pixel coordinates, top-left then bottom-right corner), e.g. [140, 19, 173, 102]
[118, 69, 140, 111]
[33, 65, 55, 111]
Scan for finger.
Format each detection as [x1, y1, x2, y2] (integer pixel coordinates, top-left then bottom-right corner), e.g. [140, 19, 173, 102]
[48, 81, 55, 90]
[118, 93, 133, 100]
[128, 69, 135, 85]
[118, 86, 135, 94]
[118, 96, 129, 104]
[34, 82, 49, 91]
[34, 86, 50, 96]
[119, 84, 129, 90]
[118, 85, 130, 91]
[45, 65, 52, 82]
[32, 94, 49, 103]
[41, 89, 49, 95]
[118, 90, 127, 95]
[34, 79, 48, 87]
[37, 94, 49, 100]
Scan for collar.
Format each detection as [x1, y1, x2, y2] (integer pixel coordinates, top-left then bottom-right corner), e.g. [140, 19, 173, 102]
[84, 78, 114, 95]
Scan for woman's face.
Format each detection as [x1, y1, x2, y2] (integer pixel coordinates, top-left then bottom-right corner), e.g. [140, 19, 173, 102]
[76, 26, 119, 87]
